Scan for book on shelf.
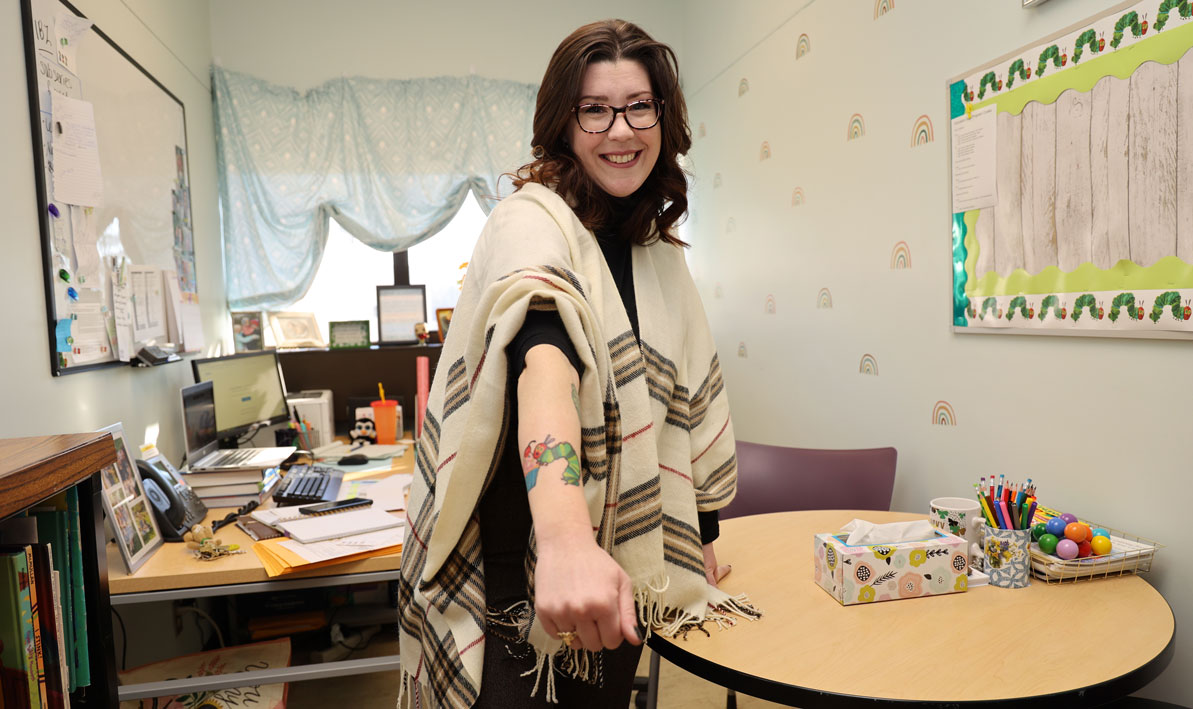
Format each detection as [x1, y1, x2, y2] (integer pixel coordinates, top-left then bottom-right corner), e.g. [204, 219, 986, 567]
[29, 546, 67, 708]
[179, 467, 274, 487]
[0, 547, 40, 708]
[30, 489, 87, 692]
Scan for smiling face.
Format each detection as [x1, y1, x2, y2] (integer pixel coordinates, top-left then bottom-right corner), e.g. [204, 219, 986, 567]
[568, 59, 660, 198]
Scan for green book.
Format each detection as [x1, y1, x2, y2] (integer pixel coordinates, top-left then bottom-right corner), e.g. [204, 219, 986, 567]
[0, 549, 41, 708]
[64, 489, 89, 689]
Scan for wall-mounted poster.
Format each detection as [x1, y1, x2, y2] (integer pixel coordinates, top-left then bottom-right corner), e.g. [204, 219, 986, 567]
[950, 0, 1193, 338]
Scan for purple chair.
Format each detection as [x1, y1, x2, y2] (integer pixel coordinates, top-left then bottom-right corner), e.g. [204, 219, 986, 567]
[720, 441, 898, 519]
[636, 441, 898, 709]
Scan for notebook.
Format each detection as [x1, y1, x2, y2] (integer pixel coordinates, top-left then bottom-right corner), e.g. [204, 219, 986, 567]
[274, 508, 404, 544]
[181, 381, 295, 472]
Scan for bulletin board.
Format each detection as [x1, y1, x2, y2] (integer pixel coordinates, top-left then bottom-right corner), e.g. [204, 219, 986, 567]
[20, 0, 200, 376]
[949, 0, 1193, 339]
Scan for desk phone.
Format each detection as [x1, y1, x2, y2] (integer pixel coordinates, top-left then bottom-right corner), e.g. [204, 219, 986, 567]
[137, 455, 207, 541]
[273, 464, 343, 506]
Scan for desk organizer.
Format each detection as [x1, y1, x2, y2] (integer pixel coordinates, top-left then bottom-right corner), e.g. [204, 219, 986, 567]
[814, 531, 968, 605]
[1028, 522, 1162, 584]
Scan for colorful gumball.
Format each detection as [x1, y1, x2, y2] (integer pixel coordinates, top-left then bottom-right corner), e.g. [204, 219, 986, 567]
[1090, 536, 1113, 556]
[1038, 533, 1059, 555]
[1045, 517, 1067, 537]
[1060, 513, 1078, 525]
[1031, 522, 1047, 542]
[1076, 540, 1093, 558]
[1056, 539, 1079, 560]
[1092, 528, 1110, 539]
[1064, 522, 1088, 543]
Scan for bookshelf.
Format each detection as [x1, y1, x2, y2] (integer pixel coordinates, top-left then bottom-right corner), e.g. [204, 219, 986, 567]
[0, 433, 119, 707]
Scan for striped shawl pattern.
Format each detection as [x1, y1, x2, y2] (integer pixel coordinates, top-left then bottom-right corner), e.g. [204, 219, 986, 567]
[397, 184, 751, 707]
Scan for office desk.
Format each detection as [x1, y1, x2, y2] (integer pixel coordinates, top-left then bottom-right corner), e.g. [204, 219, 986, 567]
[107, 442, 413, 700]
[649, 510, 1174, 707]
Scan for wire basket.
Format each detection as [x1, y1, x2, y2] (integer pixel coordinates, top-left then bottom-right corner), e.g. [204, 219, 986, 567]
[1026, 512, 1162, 584]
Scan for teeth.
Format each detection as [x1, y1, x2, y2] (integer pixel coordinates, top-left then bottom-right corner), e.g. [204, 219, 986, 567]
[604, 152, 638, 164]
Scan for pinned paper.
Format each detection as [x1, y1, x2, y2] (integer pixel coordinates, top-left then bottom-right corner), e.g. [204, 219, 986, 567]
[50, 94, 104, 207]
[53, 10, 92, 74]
[55, 318, 72, 352]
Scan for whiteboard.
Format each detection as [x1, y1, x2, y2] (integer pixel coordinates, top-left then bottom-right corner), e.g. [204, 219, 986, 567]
[22, 0, 197, 375]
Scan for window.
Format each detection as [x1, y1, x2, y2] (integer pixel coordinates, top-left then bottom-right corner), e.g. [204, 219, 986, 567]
[286, 192, 486, 342]
[407, 191, 486, 325]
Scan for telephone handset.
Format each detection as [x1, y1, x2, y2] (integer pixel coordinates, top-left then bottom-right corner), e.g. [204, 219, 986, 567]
[136, 455, 207, 541]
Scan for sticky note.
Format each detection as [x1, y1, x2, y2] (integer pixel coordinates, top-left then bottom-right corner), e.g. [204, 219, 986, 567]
[55, 318, 72, 353]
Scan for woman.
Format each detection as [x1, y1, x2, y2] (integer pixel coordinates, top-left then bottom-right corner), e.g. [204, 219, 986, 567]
[398, 20, 752, 708]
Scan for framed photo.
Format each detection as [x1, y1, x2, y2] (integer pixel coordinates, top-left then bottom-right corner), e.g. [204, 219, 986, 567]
[269, 311, 325, 348]
[436, 307, 454, 343]
[377, 285, 427, 345]
[231, 311, 264, 352]
[329, 319, 371, 349]
[97, 422, 163, 574]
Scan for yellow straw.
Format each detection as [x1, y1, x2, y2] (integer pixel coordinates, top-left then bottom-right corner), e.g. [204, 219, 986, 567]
[378, 382, 385, 402]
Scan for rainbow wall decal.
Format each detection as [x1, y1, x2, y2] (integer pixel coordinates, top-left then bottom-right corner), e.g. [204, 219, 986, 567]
[858, 353, 878, 376]
[713, 173, 722, 188]
[765, 294, 777, 314]
[796, 33, 811, 59]
[726, 217, 736, 233]
[791, 187, 805, 206]
[760, 141, 772, 160]
[738, 342, 748, 358]
[890, 241, 912, 269]
[817, 288, 833, 309]
[738, 78, 750, 96]
[847, 114, 865, 141]
[698, 122, 707, 138]
[932, 400, 957, 426]
[874, 0, 894, 19]
[910, 114, 934, 147]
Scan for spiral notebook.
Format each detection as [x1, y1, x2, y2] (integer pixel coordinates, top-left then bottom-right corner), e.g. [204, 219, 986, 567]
[256, 507, 403, 544]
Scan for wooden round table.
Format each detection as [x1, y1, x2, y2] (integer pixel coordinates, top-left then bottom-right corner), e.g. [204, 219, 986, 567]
[648, 510, 1174, 707]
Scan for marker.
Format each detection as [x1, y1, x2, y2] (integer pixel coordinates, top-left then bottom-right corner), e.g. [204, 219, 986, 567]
[998, 500, 1013, 530]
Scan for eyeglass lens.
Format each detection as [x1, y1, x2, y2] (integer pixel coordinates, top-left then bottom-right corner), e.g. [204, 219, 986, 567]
[576, 100, 660, 132]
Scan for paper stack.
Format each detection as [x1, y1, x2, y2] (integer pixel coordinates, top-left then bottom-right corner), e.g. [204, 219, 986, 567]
[253, 527, 403, 577]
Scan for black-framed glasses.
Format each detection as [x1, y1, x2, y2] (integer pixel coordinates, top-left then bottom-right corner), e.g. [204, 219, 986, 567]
[572, 98, 664, 134]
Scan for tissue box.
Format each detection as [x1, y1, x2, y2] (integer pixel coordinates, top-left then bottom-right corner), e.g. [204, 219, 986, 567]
[813, 531, 969, 605]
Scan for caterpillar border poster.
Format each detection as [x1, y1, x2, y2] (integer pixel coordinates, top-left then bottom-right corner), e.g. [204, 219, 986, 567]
[950, 0, 1193, 338]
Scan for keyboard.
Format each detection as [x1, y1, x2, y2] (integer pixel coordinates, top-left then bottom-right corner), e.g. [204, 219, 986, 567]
[272, 464, 343, 506]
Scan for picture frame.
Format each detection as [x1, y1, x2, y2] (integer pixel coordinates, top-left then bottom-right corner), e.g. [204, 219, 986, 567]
[436, 307, 454, 343]
[231, 311, 264, 352]
[97, 422, 163, 574]
[376, 285, 427, 345]
[329, 319, 371, 349]
[269, 311, 325, 348]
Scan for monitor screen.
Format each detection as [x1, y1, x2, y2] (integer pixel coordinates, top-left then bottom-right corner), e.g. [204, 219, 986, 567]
[181, 381, 218, 454]
[190, 351, 289, 438]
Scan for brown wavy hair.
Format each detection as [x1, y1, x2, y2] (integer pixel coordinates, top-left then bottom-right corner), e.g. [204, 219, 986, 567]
[510, 20, 691, 247]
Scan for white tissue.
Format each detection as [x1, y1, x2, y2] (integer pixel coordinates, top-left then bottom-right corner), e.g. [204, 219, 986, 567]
[841, 519, 936, 545]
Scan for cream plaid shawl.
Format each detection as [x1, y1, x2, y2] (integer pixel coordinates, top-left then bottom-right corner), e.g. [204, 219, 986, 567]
[397, 184, 753, 707]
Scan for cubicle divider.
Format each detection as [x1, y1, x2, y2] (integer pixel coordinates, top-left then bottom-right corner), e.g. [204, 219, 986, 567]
[278, 344, 442, 435]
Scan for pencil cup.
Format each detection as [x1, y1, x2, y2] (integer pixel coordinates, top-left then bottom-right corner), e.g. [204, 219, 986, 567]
[983, 524, 1031, 588]
[371, 399, 398, 445]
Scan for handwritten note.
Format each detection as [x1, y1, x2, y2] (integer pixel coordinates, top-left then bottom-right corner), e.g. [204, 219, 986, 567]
[51, 94, 104, 207]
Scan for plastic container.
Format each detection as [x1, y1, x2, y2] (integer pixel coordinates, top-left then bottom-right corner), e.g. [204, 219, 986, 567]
[370, 399, 398, 444]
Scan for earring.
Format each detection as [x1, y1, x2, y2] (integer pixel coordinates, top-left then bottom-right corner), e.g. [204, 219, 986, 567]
[531, 145, 546, 160]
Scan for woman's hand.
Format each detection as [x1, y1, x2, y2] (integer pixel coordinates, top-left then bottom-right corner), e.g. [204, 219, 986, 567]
[534, 533, 641, 652]
[703, 542, 732, 586]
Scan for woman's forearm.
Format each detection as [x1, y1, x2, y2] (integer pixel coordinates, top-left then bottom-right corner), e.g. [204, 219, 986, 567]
[517, 343, 590, 544]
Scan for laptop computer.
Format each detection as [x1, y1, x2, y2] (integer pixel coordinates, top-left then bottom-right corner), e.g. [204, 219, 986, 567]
[181, 380, 296, 472]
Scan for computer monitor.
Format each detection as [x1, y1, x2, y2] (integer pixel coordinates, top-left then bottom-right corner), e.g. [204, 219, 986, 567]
[190, 350, 290, 439]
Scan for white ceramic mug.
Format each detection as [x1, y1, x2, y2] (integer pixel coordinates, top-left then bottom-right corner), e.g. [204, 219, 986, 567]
[930, 496, 983, 569]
